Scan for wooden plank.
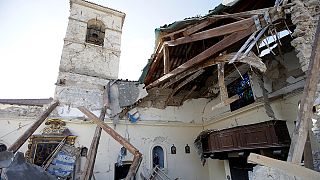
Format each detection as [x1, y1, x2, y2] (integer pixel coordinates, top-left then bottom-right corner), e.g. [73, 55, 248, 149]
[77, 107, 138, 158]
[144, 46, 164, 84]
[248, 153, 320, 180]
[183, 18, 219, 36]
[218, 63, 228, 102]
[82, 107, 107, 180]
[8, 101, 59, 153]
[146, 26, 255, 89]
[125, 153, 142, 180]
[78, 107, 140, 154]
[287, 17, 320, 164]
[168, 69, 205, 100]
[43, 137, 67, 170]
[160, 4, 291, 42]
[165, 18, 254, 47]
[210, 63, 239, 110]
[161, 52, 263, 89]
[163, 45, 170, 74]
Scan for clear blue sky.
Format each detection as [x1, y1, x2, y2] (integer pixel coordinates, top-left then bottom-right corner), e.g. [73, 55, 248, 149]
[0, 0, 218, 98]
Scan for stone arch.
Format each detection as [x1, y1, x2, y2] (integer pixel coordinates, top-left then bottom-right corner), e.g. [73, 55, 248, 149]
[85, 19, 105, 46]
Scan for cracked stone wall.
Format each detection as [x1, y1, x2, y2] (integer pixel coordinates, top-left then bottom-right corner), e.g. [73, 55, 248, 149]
[291, 0, 320, 169]
[291, 0, 319, 72]
[60, 0, 124, 79]
[54, 0, 125, 109]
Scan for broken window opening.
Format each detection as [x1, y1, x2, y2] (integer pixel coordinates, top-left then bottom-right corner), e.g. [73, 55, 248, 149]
[85, 19, 105, 46]
[258, 30, 291, 57]
[227, 73, 255, 111]
[152, 146, 164, 168]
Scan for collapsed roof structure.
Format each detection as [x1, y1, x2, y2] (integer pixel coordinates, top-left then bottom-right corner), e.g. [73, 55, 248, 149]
[0, 0, 320, 179]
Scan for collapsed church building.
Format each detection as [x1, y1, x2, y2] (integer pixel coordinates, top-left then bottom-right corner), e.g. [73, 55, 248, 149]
[0, 0, 320, 179]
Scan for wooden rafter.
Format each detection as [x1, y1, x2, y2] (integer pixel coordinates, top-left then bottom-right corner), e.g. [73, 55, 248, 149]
[145, 45, 165, 84]
[167, 69, 205, 101]
[165, 18, 254, 47]
[183, 19, 219, 36]
[161, 52, 265, 89]
[163, 45, 170, 74]
[146, 25, 255, 89]
[161, 18, 218, 41]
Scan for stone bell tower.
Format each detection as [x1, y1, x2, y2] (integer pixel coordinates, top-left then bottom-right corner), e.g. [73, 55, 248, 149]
[54, 0, 125, 110]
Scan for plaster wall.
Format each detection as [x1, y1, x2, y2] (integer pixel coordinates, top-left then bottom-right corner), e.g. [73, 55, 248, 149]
[0, 115, 208, 180]
[207, 159, 226, 180]
[204, 93, 301, 135]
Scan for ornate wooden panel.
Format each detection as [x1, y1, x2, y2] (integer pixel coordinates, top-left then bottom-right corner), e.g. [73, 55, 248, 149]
[202, 120, 291, 153]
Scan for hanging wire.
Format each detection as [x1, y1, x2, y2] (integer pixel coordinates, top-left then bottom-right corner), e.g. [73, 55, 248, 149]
[0, 122, 33, 139]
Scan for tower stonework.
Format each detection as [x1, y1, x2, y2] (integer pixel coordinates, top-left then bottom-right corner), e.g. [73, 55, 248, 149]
[54, 0, 125, 110]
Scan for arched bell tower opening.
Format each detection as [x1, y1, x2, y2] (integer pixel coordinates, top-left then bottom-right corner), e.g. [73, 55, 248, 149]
[85, 19, 105, 46]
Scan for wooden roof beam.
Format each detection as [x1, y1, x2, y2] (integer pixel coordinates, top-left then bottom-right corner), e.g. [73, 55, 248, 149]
[165, 18, 254, 47]
[146, 25, 255, 89]
[163, 45, 170, 74]
[161, 52, 265, 89]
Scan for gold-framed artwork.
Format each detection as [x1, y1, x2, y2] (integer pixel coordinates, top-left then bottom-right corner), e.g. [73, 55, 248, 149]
[24, 119, 77, 165]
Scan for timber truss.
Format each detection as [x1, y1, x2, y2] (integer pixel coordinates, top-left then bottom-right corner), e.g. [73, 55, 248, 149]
[142, 4, 294, 108]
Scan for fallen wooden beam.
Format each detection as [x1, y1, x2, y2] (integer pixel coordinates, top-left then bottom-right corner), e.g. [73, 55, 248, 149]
[165, 18, 254, 47]
[126, 152, 142, 180]
[82, 85, 110, 180]
[82, 107, 107, 180]
[287, 17, 320, 164]
[248, 153, 320, 180]
[8, 101, 59, 153]
[77, 107, 142, 179]
[146, 26, 255, 89]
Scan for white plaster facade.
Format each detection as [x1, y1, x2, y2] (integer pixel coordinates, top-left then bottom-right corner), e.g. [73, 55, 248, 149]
[0, 91, 303, 180]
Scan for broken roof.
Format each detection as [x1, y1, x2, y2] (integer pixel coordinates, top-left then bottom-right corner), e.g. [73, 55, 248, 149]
[138, 0, 295, 108]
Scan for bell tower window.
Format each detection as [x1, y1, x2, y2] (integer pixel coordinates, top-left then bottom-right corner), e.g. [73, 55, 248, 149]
[85, 19, 105, 46]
